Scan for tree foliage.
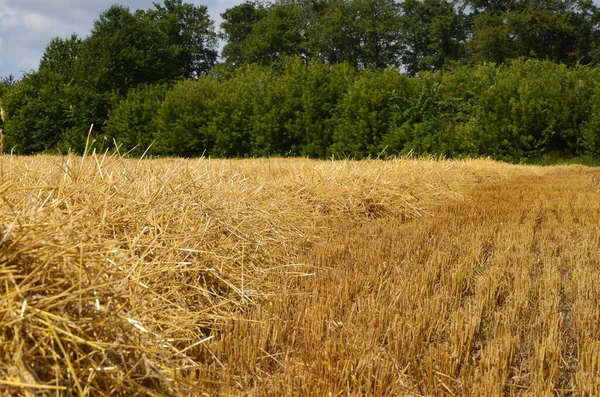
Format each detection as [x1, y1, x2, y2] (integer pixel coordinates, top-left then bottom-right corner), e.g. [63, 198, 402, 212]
[470, 0, 600, 65]
[105, 84, 170, 156]
[220, 2, 269, 67]
[399, 0, 468, 75]
[330, 69, 413, 157]
[6, 0, 600, 163]
[144, 0, 218, 77]
[3, 36, 82, 153]
[153, 78, 220, 157]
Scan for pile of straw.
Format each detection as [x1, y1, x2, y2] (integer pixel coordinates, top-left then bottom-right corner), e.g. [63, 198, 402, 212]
[0, 155, 537, 395]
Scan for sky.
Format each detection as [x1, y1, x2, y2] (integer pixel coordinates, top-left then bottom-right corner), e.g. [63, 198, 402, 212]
[0, 0, 239, 79]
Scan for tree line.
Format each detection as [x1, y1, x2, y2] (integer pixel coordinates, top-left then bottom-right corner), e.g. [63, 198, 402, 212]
[2, 0, 600, 162]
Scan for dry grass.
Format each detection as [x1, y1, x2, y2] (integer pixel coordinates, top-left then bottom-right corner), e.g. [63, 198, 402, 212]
[0, 154, 593, 395]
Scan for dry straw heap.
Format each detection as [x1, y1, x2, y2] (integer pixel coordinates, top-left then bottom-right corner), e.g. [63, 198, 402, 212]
[0, 154, 567, 395]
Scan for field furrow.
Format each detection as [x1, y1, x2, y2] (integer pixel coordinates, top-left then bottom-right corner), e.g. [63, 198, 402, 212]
[204, 169, 600, 396]
[2, 156, 600, 396]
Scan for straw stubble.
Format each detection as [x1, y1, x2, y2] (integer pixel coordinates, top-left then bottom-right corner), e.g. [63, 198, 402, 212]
[0, 154, 595, 395]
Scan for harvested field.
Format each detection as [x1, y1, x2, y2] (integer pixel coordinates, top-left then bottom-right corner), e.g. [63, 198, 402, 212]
[0, 155, 598, 395]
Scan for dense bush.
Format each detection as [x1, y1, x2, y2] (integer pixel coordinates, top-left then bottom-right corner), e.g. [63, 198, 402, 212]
[330, 69, 413, 157]
[105, 84, 170, 155]
[3, 69, 74, 153]
[582, 86, 600, 157]
[7, 56, 600, 163]
[153, 78, 220, 157]
[148, 59, 356, 158]
[473, 61, 596, 162]
[211, 64, 274, 157]
[255, 59, 356, 158]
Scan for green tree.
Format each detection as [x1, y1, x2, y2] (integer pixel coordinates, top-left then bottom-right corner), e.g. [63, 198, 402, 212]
[144, 0, 218, 78]
[240, 1, 307, 64]
[582, 85, 600, 157]
[470, 12, 514, 64]
[512, 1, 574, 63]
[466, 0, 516, 14]
[3, 70, 68, 153]
[470, 0, 600, 65]
[39, 35, 81, 76]
[76, 5, 181, 96]
[307, 0, 402, 68]
[474, 60, 593, 161]
[3, 2, 220, 155]
[221, 0, 403, 69]
[385, 65, 496, 157]
[220, 1, 306, 65]
[296, 60, 356, 157]
[399, 0, 468, 75]
[220, 1, 269, 66]
[0, 75, 17, 131]
[0, 75, 18, 88]
[71, 4, 182, 142]
[2, 36, 82, 153]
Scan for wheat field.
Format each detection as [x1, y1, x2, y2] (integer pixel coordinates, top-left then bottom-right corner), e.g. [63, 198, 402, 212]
[0, 154, 598, 396]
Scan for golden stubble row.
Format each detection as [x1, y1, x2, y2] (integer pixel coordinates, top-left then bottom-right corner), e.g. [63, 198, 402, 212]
[202, 167, 600, 396]
[0, 154, 541, 395]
